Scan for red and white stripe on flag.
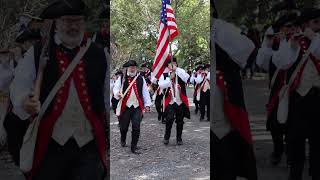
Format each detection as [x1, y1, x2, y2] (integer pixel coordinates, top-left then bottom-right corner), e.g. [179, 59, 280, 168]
[152, 0, 179, 79]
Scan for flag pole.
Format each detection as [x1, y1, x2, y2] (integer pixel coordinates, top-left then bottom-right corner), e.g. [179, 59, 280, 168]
[167, 0, 176, 99]
[167, 0, 174, 65]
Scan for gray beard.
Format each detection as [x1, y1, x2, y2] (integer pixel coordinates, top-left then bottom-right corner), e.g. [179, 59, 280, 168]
[57, 31, 84, 48]
[127, 71, 137, 77]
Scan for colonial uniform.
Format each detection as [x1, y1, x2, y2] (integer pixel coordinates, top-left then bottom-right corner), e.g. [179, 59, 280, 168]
[190, 66, 202, 115]
[113, 60, 152, 154]
[10, 0, 108, 179]
[111, 68, 126, 116]
[139, 63, 152, 86]
[2, 14, 42, 166]
[195, 64, 211, 121]
[212, 18, 257, 180]
[151, 70, 166, 124]
[257, 13, 299, 165]
[158, 60, 190, 145]
[272, 9, 320, 180]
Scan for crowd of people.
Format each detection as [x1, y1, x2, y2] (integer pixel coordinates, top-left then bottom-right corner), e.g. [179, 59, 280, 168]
[109, 58, 211, 154]
[213, 1, 320, 180]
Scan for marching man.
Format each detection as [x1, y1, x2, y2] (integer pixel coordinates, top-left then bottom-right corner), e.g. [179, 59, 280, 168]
[151, 67, 169, 124]
[212, 17, 258, 180]
[257, 13, 300, 165]
[139, 63, 152, 86]
[3, 13, 42, 166]
[10, 0, 108, 179]
[190, 65, 202, 115]
[271, 8, 320, 180]
[195, 64, 211, 121]
[114, 60, 152, 154]
[158, 57, 190, 145]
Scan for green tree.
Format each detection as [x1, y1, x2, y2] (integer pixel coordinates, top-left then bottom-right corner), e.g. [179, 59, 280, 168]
[111, 0, 210, 73]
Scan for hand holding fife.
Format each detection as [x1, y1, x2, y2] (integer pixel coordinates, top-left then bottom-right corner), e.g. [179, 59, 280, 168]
[23, 92, 41, 115]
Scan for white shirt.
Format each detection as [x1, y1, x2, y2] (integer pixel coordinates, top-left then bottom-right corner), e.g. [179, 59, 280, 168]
[189, 72, 196, 84]
[158, 67, 190, 105]
[10, 34, 109, 120]
[272, 40, 300, 70]
[113, 76, 122, 98]
[256, 27, 275, 71]
[113, 75, 152, 108]
[272, 34, 320, 96]
[195, 73, 210, 92]
[213, 18, 255, 68]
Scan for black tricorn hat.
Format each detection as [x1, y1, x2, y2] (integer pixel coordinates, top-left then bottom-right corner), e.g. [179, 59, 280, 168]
[141, 63, 147, 68]
[115, 71, 123, 76]
[126, 60, 137, 67]
[166, 57, 177, 66]
[296, 8, 320, 24]
[195, 65, 204, 71]
[271, 0, 297, 13]
[273, 13, 298, 30]
[122, 61, 129, 68]
[15, 29, 42, 43]
[40, 0, 89, 19]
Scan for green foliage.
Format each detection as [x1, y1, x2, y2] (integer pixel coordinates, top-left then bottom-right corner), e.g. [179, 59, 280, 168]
[0, 0, 105, 48]
[216, 0, 320, 32]
[111, 0, 210, 72]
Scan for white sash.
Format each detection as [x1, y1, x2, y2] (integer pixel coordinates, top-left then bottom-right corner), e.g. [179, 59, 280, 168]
[116, 75, 139, 116]
[277, 44, 313, 124]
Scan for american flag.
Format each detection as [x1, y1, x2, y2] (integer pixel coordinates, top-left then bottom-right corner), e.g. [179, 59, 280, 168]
[152, 0, 179, 79]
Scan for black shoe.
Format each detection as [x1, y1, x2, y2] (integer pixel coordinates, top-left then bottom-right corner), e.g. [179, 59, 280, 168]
[177, 140, 183, 145]
[195, 109, 198, 114]
[162, 120, 166, 124]
[271, 152, 282, 165]
[163, 139, 169, 145]
[131, 146, 142, 154]
[121, 141, 127, 147]
[158, 114, 162, 121]
[200, 117, 204, 121]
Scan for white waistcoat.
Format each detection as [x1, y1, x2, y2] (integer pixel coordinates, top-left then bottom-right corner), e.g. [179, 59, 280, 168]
[52, 80, 94, 147]
[126, 87, 140, 108]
